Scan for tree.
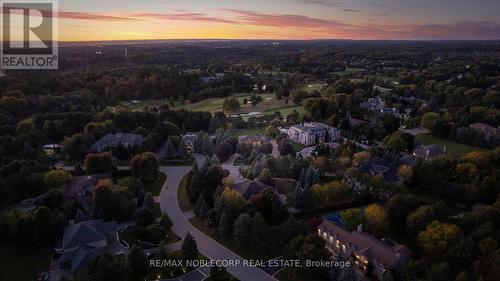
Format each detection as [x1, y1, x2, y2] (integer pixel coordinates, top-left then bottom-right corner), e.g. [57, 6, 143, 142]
[250, 213, 267, 249]
[218, 212, 231, 237]
[418, 220, 460, 258]
[341, 208, 364, 231]
[209, 266, 230, 281]
[265, 126, 280, 138]
[421, 112, 441, 130]
[128, 245, 148, 281]
[84, 152, 114, 174]
[160, 213, 173, 230]
[260, 142, 273, 155]
[385, 194, 427, 228]
[257, 168, 272, 185]
[364, 204, 389, 236]
[44, 169, 73, 189]
[406, 205, 434, 235]
[233, 213, 253, 246]
[130, 152, 159, 184]
[222, 97, 240, 111]
[182, 232, 198, 265]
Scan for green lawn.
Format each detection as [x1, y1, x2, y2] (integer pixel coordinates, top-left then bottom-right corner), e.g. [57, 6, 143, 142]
[0, 243, 51, 281]
[145, 172, 167, 196]
[301, 83, 324, 93]
[177, 174, 193, 212]
[417, 134, 491, 157]
[232, 128, 266, 137]
[262, 105, 306, 117]
[292, 142, 306, 151]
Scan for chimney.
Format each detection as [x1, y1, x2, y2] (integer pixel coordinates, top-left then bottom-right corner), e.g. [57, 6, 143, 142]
[357, 224, 363, 232]
[425, 149, 429, 160]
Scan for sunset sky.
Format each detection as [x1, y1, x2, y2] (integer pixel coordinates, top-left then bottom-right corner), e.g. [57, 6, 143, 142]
[7, 0, 500, 41]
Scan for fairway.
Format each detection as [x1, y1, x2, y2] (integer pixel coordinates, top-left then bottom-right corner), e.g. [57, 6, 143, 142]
[417, 134, 491, 156]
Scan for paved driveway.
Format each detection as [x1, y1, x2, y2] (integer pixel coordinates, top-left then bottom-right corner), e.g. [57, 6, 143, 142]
[159, 165, 277, 281]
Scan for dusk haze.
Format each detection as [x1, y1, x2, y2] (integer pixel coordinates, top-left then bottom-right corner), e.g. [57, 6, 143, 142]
[0, 1, 499, 281]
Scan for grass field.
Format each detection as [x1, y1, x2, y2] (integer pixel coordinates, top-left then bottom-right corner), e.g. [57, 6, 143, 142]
[301, 82, 325, 93]
[177, 174, 193, 212]
[145, 172, 167, 196]
[0, 243, 51, 281]
[417, 134, 491, 156]
[232, 128, 266, 137]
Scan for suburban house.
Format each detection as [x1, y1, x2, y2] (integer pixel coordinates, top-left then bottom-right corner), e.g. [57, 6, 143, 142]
[64, 173, 112, 214]
[238, 135, 269, 146]
[181, 133, 198, 154]
[359, 159, 399, 183]
[43, 144, 62, 158]
[54, 220, 129, 276]
[469, 123, 499, 140]
[232, 180, 287, 204]
[288, 122, 340, 146]
[318, 221, 411, 280]
[413, 144, 445, 160]
[90, 133, 144, 153]
[360, 96, 400, 118]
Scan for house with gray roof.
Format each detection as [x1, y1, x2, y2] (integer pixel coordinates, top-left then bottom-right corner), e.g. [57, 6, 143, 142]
[413, 144, 445, 160]
[90, 133, 144, 153]
[288, 122, 340, 146]
[64, 173, 112, 214]
[55, 220, 129, 276]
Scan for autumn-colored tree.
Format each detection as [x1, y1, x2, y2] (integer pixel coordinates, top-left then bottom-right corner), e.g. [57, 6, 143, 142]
[364, 204, 389, 236]
[398, 165, 413, 183]
[44, 169, 73, 189]
[352, 151, 371, 165]
[341, 208, 364, 231]
[417, 220, 460, 258]
[130, 152, 159, 184]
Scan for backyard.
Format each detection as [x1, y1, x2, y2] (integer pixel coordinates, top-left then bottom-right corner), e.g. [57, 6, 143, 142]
[417, 134, 491, 156]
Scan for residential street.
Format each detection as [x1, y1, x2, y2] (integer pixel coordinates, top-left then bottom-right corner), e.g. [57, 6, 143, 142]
[158, 158, 277, 281]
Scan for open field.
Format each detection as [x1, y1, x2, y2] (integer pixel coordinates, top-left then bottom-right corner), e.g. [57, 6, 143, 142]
[301, 82, 325, 93]
[417, 134, 491, 156]
[0, 243, 51, 281]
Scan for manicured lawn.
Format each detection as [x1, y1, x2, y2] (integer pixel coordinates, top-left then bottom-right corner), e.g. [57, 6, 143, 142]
[417, 134, 491, 156]
[301, 82, 324, 93]
[232, 128, 266, 137]
[145, 172, 167, 196]
[262, 105, 306, 117]
[177, 174, 193, 212]
[0, 243, 51, 281]
[292, 142, 306, 151]
[189, 217, 274, 260]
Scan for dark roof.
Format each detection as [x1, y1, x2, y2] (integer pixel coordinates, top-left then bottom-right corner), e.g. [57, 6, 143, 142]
[413, 144, 444, 160]
[399, 154, 417, 166]
[359, 159, 398, 183]
[90, 133, 144, 152]
[59, 220, 125, 274]
[318, 221, 411, 268]
[62, 220, 119, 250]
[64, 173, 111, 198]
[233, 180, 270, 200]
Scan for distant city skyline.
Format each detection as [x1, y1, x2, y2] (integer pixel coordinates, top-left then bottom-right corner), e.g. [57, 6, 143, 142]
[5, 0, 500, 41]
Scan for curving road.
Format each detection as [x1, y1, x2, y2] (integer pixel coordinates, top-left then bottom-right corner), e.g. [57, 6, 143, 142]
[159, 155, 277, 281]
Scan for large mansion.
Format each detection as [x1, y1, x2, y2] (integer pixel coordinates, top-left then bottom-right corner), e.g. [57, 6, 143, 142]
[318, 221, 411, 280]
[288, 122, 340, 146]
